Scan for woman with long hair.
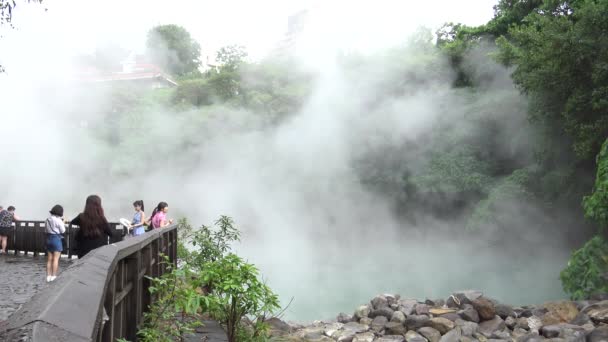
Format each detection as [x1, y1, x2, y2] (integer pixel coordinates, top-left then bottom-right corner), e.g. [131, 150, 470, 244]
[150, 202, 173, 229]
[71, 195, 114, 258]
[131, 200, 145, 236]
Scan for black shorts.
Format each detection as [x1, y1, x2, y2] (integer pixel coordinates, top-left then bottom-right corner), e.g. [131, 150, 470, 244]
[0, 226, 12, 237]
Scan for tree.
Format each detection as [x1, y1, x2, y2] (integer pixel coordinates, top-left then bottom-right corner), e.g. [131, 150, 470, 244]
[1, 0, 43, 72]
[215, 45, 248, 71]
[146, 24, 202, 76]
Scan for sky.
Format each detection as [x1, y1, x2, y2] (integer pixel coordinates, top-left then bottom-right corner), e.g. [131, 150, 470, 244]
[3, 0, 497, 61]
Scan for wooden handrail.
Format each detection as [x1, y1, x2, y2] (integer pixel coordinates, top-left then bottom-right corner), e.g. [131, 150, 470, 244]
[0, 223, 178, 341]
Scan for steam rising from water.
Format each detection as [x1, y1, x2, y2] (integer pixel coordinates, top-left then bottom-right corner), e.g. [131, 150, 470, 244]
[0, 1, 572, 321]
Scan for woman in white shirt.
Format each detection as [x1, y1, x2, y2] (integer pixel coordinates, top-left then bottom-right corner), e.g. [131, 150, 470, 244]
[46, 205, 66, 282]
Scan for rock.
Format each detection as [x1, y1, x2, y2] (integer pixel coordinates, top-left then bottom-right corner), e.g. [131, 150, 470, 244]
[542, 302, 579, 325]
[386, 322, 407, 335]
[407, 315, 432, 329]
[430, 317, 456, 335]
[495, 304, 515, 319]
[360, 317, 373, 325]
[540, 324, 584, 339]
[386, 294, 398, 307]
[581, 323, 595, 332]
[417, 304, 431, 315]
[439, 313, 461, 322]
[399, 299, 418, 316]
[518, 308, 534, 318]
[324, 323, 344, 337]
[418, 327, 442, 342]
[371, 307, 396, 320]
[371, 315, 389, 332]
[431, 308, 459, 315]
[491, 329, 511, 340]
[376, 336, 406, 342]
[457, 320, 479, 337]
[478, 316, 506, 338]
[405, 330, 428, 342]
[353, 332, 376, 342]
[527, 316, 543, 333]
[333, 329, 357, 342]
[512, 328, 529, 339]
[439, 327, 461, 342]
[516, 332, 546, 342]
[473, 298, 496, 321]
[569, 312, 591, 326]
[450, 290, 483, 307]
[344, 322, 370, 333]
[505, 316, 517, 329]
[338, 313, 354, 323]
[372, 295, 390, 309]
[266, 317, 293, 335]
[460, 304, 481, 323]
[355, 305, 372, 319]
[586, 326, 608, 342]
[515, 317, 530, 330]
[582, 300, 608, 323]
[392, 311, 407, 323]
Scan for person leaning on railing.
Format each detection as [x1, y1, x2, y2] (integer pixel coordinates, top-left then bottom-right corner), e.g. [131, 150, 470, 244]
[0, 206, 20, 254]
[149, 202, 173, 229]
[70, 195, 115, 258]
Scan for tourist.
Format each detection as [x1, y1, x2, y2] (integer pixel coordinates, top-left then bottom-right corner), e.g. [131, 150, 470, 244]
[130, 200, 146, 236]
[71, 195, 114, 258]
[0, 206, 20, 254]
[45, 205, 65, 282]
[150, 202, 173, 229]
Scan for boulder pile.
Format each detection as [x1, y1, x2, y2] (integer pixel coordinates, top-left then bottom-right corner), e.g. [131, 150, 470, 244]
[272, 291, 608, 342]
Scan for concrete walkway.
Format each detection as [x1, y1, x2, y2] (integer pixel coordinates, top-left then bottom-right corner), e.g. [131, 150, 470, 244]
[0, 254, 72, 322]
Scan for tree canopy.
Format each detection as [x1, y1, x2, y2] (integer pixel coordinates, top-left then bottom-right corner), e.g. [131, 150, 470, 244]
[146, 24, 202, 76]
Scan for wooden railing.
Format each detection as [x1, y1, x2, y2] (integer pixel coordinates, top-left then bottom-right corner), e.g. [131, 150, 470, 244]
[0, 223, 178, 342]
[5, 220, 126, 258]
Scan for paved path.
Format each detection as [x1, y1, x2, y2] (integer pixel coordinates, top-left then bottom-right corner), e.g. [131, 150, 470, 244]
[0, 254, 72, 322]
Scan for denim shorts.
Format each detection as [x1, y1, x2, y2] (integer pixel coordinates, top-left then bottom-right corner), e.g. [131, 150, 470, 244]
[46, 234, 63, 253]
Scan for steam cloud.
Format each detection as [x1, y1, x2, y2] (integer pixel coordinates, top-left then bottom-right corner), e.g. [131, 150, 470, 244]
[0, 1, 573, 321]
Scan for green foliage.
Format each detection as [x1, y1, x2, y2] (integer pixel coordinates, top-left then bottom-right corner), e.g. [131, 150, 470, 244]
[141, 217, 279, 342]
[146, 24, 202, 76]
[560, 235, 608, 300]
[216, 45, 248, 71]
[583, 138, 608, 228]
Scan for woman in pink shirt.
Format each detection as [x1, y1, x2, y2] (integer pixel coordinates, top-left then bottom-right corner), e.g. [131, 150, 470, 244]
[150, 202, 173, 228]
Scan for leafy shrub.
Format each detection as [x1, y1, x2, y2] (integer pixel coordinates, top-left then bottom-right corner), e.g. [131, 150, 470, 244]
[583, 138, 608, 228]
[560, 235, 608, 300]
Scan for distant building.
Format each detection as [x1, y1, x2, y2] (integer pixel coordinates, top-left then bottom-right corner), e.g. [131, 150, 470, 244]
[273, 9, 309, 56]
[73, 53, 177, 88]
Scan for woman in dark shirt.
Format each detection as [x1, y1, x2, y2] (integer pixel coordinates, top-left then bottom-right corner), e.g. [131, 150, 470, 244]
[71, 195, 114, 258]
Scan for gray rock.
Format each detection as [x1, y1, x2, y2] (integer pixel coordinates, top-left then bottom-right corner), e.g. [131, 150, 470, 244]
[372, 316, 389, 332]
[324, 322, 344, 337]
[386, 294, 398, 307]
[491, 329, 511, 340]
[515, 317, 530, 330]
[540, 324, 584, 339]
[516, 332, 546, 342]
[359, 317, 373, 325]
[478, 316, 506, 338]
[495, 304, 515, 319]
[407, 315, 432, 329]
[569, 312, 590, 326]
[512, 328, 529, 339]
[333, 329, 357, 342]
[527, 316, 543, 333]
[505, 316, 517, 329]
[460, 304, 481, 323]
[344, 322, 370, 333]
[371, 307, 396, 320]
[430, 317, 455, 335]
[586, 326, 608, 342]
[418, 327, 442, 342]
[405, 330, 428, 342]
[473, 298, 496, 321]
[518, 308, 534, 318]
[581, 300, 608, 323]
[392, 310, 407, 323]
[440, 313, 462, 322]
[372, 295, 390, 309]
[417, 304, 431, 315]
[399, 299, 418, 316]
[450, 291, 483, 306]
[457, 321, 479, 337]
[355, 305, 372, 319]
[386, 322, 407, 335]
[439, 327, 461, 342]
[338, 312, 354, 323]
[353, 332, 376, 342]
[377, 336, 406, 342]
